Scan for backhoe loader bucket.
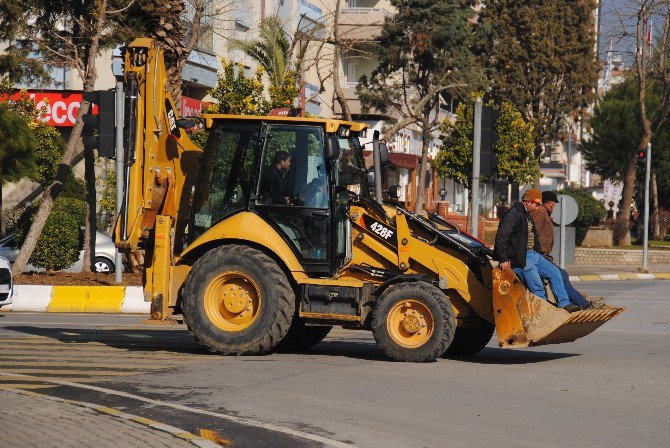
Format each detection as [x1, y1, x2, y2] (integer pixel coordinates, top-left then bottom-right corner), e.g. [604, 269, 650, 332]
[492, 268, 625, 348]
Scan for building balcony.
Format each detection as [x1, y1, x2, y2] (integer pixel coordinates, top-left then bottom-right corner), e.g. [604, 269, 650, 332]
[333, 86, 392, 119]
[339, 7, 393, 41]
[539, 161, 566, 179]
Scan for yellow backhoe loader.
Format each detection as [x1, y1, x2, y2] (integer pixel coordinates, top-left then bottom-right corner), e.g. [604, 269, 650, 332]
[115, 39, 624, 362]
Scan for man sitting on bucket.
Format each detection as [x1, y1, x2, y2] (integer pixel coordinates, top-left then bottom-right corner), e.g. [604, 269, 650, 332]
[494, 189, 581, 313]
[531, 190, 601, 310]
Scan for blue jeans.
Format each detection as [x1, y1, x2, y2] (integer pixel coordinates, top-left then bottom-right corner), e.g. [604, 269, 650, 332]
[557, 265, 590, 308]
[514, 250, 571, 308]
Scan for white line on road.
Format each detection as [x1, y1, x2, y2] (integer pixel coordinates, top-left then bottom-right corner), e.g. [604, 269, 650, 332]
[0, 372, 355, 448]
[577, 290, 660, 294]
[601, 330, 670, 335]
[0, 322, 165, 328]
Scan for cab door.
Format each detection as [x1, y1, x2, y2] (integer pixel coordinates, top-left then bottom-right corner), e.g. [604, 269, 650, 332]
[254, 124, 332, 276]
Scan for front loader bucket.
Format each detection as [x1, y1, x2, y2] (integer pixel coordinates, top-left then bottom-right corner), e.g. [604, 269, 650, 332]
[492, 268, 625, 348]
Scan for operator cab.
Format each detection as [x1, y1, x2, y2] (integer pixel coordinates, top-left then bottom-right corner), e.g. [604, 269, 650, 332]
[189, 115, 371, 277]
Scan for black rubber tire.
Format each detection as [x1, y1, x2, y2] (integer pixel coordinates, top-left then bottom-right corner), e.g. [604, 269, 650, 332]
[181, 245, 294, 355]
[371, 282, 455, 363]
[442, 316, 495, 357]
[275, 319, 332, 352]
[92, 257, 114, 274]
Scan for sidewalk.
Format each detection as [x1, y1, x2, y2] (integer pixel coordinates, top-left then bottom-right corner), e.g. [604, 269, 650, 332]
[0, 389, 218, 448]
[565, 264, 670, 282]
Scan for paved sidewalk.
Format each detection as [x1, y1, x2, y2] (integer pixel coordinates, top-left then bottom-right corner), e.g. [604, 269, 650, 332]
[0, 390, 218, 448]
[565, 264, 670, 282]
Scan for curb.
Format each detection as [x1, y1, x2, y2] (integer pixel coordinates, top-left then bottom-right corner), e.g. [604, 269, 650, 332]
[5, 272, 670, 312]
[11, 390, 220, 448]
[569, 272, 670, 282]
[4, 285, 148, 313]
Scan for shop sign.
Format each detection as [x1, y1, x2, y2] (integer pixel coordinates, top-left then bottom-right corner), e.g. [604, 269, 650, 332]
[8, 91, 98, 127]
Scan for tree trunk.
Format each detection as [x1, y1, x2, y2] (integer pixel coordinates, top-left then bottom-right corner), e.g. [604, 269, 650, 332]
[614, 7, 652, 247]
[614, 153, 637, 246]
[332, 0, 352, 121]
[12, 0, 107, 275]
[82, 146, 96, 272]
[415, 115, 431, 213]
[652, 170, 660, 240]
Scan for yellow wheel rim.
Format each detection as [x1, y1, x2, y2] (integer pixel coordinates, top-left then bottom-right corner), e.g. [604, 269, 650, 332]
[204, 271, 261, 332]
[387, 300, 434, 348]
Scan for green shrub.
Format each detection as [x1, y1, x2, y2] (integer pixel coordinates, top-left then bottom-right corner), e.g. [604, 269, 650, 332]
[555, 188, 606, 245]
[60, 174, 86, 200]
[30, 209, 80, 271]
[53, 197, 86, 227]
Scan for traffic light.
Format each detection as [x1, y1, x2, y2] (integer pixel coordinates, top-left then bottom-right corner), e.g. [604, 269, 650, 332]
[82, 90, 116, 158]
[636, 148, 647, 170]
[480, 105, 500, 176]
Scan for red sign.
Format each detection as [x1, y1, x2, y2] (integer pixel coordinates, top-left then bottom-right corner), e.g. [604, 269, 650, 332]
[181, 96, 202, 117]
[8, 91, 98, 127]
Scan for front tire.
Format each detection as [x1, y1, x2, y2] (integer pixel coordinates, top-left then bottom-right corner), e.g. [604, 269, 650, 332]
[442, 316, 494, 357]
[276, 318, 332, 352]
[371, 282, 455, 362]
[181, 245, 294, 355]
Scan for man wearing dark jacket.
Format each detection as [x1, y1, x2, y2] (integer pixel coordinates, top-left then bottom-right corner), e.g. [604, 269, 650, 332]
[494, 189, 579, 312]
[530, 191, 596, 309]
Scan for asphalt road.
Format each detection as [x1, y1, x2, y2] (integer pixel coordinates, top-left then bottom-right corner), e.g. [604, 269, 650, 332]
[1, 280, 668, 448]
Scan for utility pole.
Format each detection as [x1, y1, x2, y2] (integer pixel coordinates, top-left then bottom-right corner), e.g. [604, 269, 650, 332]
[471, 97, 482, 237]
[642, 142, 651, 271]
[114, 81, 124, 283]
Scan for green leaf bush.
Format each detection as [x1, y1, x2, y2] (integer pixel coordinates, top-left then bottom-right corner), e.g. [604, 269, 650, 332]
[30, 209, 81, 271]
[556, 188, 606, 245]
[53, 197, 86, 227]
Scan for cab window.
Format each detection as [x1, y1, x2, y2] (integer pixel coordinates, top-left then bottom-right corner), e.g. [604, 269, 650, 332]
[190, 122, 260, 241]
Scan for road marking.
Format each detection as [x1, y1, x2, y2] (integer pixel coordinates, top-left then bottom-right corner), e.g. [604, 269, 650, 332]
[601, 329, 670, 335]
[0, 371, 355, 448]
[0, 368, 135, 376]
[0, 360, 174, 369]
[7, 389, 220, 448]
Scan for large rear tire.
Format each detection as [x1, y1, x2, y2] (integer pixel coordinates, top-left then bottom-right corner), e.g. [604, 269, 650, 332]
[442, 316, 494, 357]
[275, 318, 332, 352]
[371, 282, 455, 362]
[181, 245, 294, 355]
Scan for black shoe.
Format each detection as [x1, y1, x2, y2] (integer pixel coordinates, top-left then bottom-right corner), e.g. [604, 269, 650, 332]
[561, 304, 582, 313]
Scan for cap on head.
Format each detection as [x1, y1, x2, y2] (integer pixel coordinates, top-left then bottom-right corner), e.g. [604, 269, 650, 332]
[522, 189, 542, 204]
[542, 191, 559, 203]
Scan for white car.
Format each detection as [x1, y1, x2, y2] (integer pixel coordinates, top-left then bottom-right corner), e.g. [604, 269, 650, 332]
[0, 230, 121, 274]
[0, 256, 13, 308]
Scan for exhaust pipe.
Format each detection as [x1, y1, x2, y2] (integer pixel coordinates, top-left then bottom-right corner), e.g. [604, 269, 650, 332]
[372, 130, 383, 204]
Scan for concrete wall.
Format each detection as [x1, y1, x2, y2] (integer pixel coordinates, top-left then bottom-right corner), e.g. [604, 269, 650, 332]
[575, 248, 670, 265]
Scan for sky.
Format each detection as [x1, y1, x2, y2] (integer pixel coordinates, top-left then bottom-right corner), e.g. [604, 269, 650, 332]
[598, 0, 666, 63]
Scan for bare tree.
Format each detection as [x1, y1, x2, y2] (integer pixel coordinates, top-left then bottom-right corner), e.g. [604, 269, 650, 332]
[12, 0, 113, 274]
[608, 1, 670, 245]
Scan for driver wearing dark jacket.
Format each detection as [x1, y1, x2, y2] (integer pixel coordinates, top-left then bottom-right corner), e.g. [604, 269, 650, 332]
[494, 189, 580, 312]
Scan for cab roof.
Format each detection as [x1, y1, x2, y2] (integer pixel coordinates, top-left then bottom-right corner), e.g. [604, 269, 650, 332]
[202, 114, 368, 134]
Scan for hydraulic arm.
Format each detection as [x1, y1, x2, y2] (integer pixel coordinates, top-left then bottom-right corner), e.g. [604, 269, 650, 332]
[115, 38, 201, 318]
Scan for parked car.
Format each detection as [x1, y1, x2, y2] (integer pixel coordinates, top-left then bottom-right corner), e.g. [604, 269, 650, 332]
[0, 256, 13, 308]
[0, 230, 120, 274]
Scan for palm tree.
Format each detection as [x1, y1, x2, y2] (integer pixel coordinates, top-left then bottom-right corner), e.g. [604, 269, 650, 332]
[230, 17, 303, 91]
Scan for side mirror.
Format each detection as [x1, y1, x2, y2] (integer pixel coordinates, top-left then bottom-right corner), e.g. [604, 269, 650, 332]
[176, 118, 196, 129]
[325, 135, 340, 160]
[387, 185, 401, 200]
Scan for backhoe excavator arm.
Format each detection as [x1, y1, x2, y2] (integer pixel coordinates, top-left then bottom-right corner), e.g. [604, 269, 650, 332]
[114, 38, 202, 319]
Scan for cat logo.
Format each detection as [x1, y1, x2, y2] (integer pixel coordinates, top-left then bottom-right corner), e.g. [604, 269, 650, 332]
[165, 99, 181, 138]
